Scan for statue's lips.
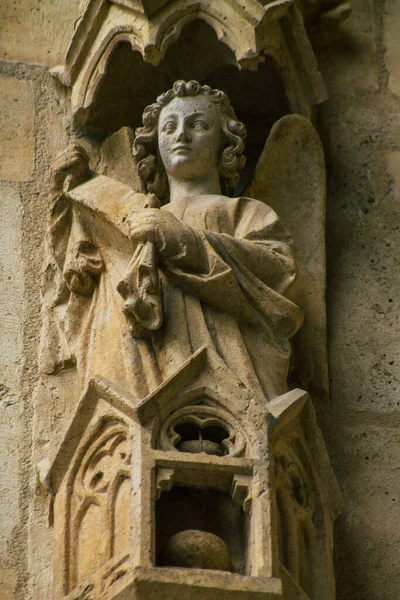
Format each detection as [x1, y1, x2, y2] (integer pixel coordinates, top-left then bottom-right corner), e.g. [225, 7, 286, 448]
[171, 146, 192, 153]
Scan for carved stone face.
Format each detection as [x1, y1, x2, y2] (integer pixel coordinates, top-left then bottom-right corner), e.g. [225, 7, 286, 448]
[157, 95, 223, 181]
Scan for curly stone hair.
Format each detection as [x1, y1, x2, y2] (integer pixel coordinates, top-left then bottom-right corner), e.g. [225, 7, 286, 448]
[133, 80, 246, 201]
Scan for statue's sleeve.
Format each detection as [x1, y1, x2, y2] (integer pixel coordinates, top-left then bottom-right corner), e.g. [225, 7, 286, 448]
[39, 194, 104, 374]
[160, 197, 303, 339]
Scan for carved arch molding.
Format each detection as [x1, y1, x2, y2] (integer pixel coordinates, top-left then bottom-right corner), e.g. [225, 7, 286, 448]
[52, 0, 350, 128]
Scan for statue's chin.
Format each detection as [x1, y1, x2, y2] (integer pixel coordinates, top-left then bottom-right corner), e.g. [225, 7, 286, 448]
[164, 158, 206, 181]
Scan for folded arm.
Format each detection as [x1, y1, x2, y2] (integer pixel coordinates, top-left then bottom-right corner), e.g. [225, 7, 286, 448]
[128, 200, 302, 337]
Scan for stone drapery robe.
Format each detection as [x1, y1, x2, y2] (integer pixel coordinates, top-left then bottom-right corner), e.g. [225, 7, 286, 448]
[40, 192, 302, 402]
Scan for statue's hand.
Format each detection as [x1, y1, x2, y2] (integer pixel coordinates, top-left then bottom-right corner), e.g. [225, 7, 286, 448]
[129, 209, 186, 257]
[50, 144, 90, 196]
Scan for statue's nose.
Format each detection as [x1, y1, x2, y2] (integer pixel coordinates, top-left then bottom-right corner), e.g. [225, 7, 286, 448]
[176, 123, 191, 143]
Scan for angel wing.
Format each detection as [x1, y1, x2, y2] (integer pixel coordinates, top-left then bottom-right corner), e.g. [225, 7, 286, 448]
[97, 126, 145, 192]
[244, 115, 328, 401]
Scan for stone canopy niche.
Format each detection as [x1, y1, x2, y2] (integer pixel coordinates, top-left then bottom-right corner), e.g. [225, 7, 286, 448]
[77, 22, 290, 182]
[41, 1, 351, 599]
[44, 348, 342, 600]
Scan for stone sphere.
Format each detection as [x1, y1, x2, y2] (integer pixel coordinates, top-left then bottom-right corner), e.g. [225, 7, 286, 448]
[162, 529, 231, 571]
[176, 439, 226, 456]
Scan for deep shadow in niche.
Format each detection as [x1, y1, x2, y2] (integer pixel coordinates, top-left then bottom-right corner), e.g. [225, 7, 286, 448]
[156, 486, 249, 574]
[174, 421, 229, 456]
[80, 20, 289, 185]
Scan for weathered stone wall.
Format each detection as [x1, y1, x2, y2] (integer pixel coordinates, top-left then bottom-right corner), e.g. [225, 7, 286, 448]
[0, 1, 398, 599]
[0, 61, 67, 600]
[316, 1, 400, 598]
[0, 1, 79, 592]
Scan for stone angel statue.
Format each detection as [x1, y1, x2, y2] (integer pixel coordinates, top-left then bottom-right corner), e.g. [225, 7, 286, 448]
[40, 80, 325, 403]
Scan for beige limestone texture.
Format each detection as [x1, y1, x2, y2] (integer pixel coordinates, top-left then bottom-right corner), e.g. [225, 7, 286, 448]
[0, 184, 24, 598]
[333, 420, 400, 598]
[0, 61, 68, 600]
[0, 566, 17, 600]
[387, 151, 400, 202]
[317, 0, 379, 95]
[0, 77, 35, 182]
[316, 0, 400, 597]
[0, 1, 399, 599]
[384, 0, 400, 98]
[0, 184, 24, 391]
[0, 0, 81, 66]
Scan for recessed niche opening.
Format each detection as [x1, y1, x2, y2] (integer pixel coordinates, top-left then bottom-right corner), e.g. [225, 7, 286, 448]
[78, 19, 290, 190]
[174, 422, 230, 456]
[156, 486, 249, 574]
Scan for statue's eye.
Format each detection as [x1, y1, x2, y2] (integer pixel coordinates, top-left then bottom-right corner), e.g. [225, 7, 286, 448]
[162, 122, 176, 134]
[192, 121, 207, 131]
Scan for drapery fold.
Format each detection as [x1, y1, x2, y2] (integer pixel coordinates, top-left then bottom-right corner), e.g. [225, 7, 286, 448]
[40, 193, 302, 402]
